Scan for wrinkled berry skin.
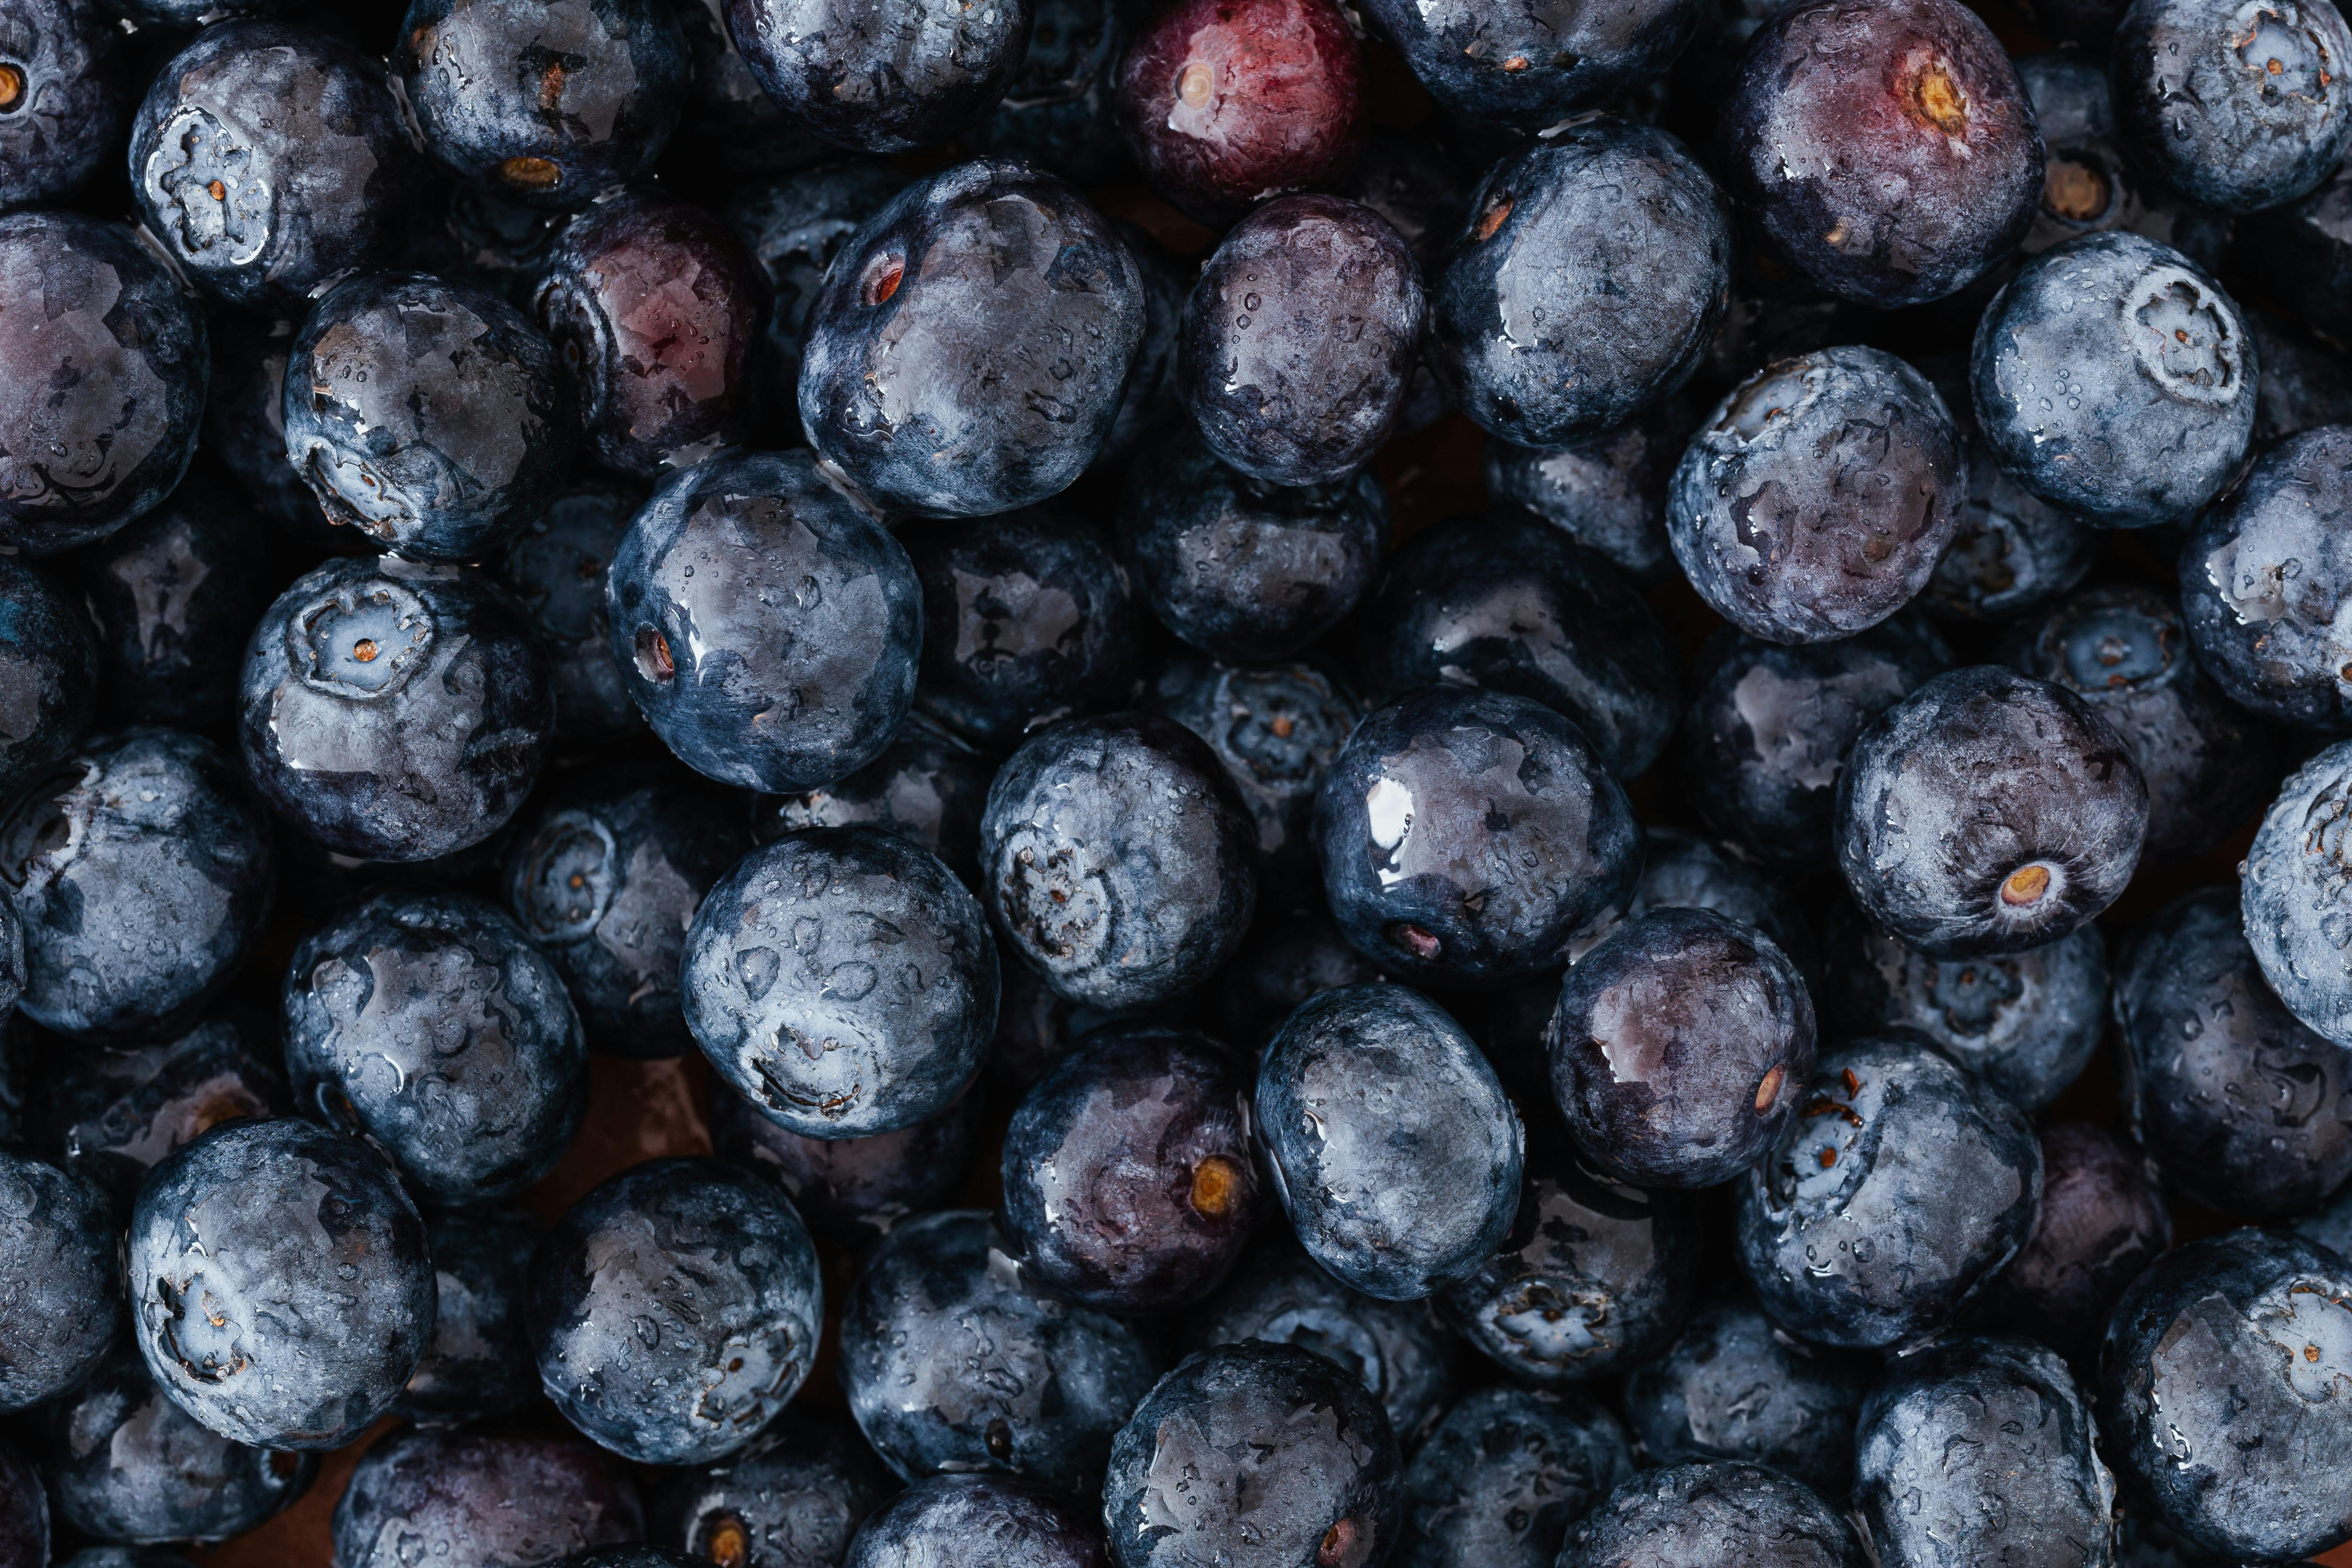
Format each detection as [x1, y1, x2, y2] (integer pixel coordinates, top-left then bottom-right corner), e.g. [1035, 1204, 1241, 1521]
[1179, 195, 1425, 487]
[24, 1017, 288, 1205]
[239, 555, 554, 862]
[3, 729, 274, 1041]
[982, 712, 1258, 1011]
[609, 450, 919, 792]
[1117, 423, 1387, 664]
[499, 482, 649, 741]
[751, 712, 989, 885]
[2236, 739, 2352, 1049]
[1856, 1336, 2117, 1568]
[727, 0, 1032, 153]
[128, 1117, 435, 1450]
[1737, 1033, 2041, 1349]
[2099, 1229, 2352, 1562]
[0, 557, 98, 796]
[530, 1157, 823, 1466]
[1003, 1026, 1258, 1313]
[331, 1428, 644, 1568]
[1671, 347, 1965, 644]
[1722, 0, 2043, 307]
[686, 827, 996, 1138]
[966, 0, 1130, 183]
[725, 161, 910, 418]
[131, 24, 423, 312]
[840, 1209, 1158, 1493]
[1362, 0, 1700, 129]
[0, 211, 206, 555]
[399, 0, 689, 209]
[1484, 399, 1692, 585]
[1316, 685, 1641, 987]
[1562, 1461, 1869, 1568]
[1836, 666, 2148, 960]
[1620, 1294, 1874, 1495]
[506, 766, 746, 1058]
[285, 888, 587, 1203]
[0, 1150, 118, 1410]
[1258, 985, 1523, 1302]
[1435, 127, 1729, 448]
[848, 1475, 1104, 1568]
[1112, 0, 1366, 225]
[800, 161, 1143, 518]
[652, 1407, 897, 1568]
[1400, 1387, 1634, 1568]
[34, 1344, 317, 1545]
[2116, 885, 2352, 1213]
[1354, 511, 1678, 782]
[0, 1444, 40, 1568]
[397, 1205, 542, 1426]
[1976, 1124, 2170, 1362]
[710, 1078, 978, 1245]
[1972, 233, 2255, 529]
[1103, 1341, 1400, 1568]
[2115, 0, 2352, 213]
[0, 0, 122, 208]
[1148, 657, 1358, 870]
[903, 511, 1138, 750]
[1551, 908, 1817, 1190]
[535, 191, 767, 476]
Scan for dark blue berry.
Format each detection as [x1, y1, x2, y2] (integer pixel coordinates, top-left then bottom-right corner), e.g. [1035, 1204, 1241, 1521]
[1975, 1122, 2170, 1362]
[726, 0, 1033, 154]
[0, 556, 98, 795]
[1612, 828, 1822, 990]
[1400, 1387, 1635, 1568]
[0, 0, 124, 208]
[396, 1204, 542, 1427]
[710, 1076, 978, 1246]
[24, 1014, 287, 1206]
[1149, 656, 1359, 872]
[749, 711, 990, 887]
[498, 480, 651, 742]
[332, 1428, 645, 1566]
[0, 1148, 118, 1410]
[846, 1475, 1103, 1568]
[1483, 398, 1693, 585]
[651, 1407, 900, 1568]
[964, 0, 1130, 183]
[2113, 0, 2352, 213]
[1563, 1461, 1868, 1568]
[2242, 740, 2352, 1049]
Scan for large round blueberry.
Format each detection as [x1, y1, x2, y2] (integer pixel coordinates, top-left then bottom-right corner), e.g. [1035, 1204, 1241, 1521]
[798, 160, 1144, 518]
[847, 1475, 1103, 1568]
[839, 1209, 1158, 1492]
[1972, 233, 2255, 529]
[1483, 398, 1692, 585]
[1561, 1461, 1868, 1568]
[23, 1016, 287, 1205]
[333, 1428, 643, 1567]
[709, 1078, 978, 1246]
[1104, 1341, 1399, 1568]
[684, 827, 996, 1138]
[2237, 739, 2352, 1049]
[128, 1117, 435, 1450]
[964, 0, 1129, 182]
[1361, 0, 1699, 129]
[750, 710, 990, 886]
[1316, 685, 1640, 987]
[2117, 885, 2352, 1213]
[1433, 125, 1728, 447]
[982, 712, 1258, 1011]
[396, 1204, 542, 1427]
[1148, 656, 1359, 871]
[726, 0, 1031, 153]
[0, 0, 123, 208]
[0, 557, 96, 796]
[1976, 1123, 2170, 1362]
[398, 0, 689, 208]
[0, 1150, 117, 1411]
[2, 729, 273, 1041]
[724, 160, 910, 415]
[2115, 0, 2352, 213]
[530, 1157, 822, 1465]
[1836, 666, 2148, 959]
[498, 480, 649, 742]
[239, 557, 553, 861]
[506, 764, 746, 1058]
[650, 1407, 898, 1568]
[2099, 1228, 2352, 1562]
[0, 211, 206, 555]
[1400, 1387, 1633, 1568]
[1670, 347, 1966, 644]
[608, 450, 919, 792]
[1736, 1032, 2040, 1349]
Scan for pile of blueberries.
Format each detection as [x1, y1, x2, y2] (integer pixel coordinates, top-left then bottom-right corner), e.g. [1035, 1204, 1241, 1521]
[14, 0, 2352, 1558]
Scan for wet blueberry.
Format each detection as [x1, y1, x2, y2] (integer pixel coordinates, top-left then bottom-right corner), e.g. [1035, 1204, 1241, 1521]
[965, 0, 1130, 183]
[1975, 1122, 2171, 1362]
[1483, 398, 1694, 585]
[0, 0, 124, 209]
[1610, 828, 1823, 988]
[25, 1014, 288, 1206]
[396, 1204, 542, 1426]
[2012, 49, 2233, 271]
[1560, 1461, 1868, 1568]
[749, 711, 990, 886]
[1361, 0, 1701, 129]
[710, 1076, 978, 1246]
[0, 556, 98, 796]
[1915, 351, 2098, 628]
[667, 0, 830, 175]
[1399, 1387, 1635, 1568]
[0, 1148, 118, 1410]
[728, 0, 1030, 154]
[846, 1475, 1104, 1568]
[332, 1428, 643, 1568]
[498, 480, 651, 741]
[2236, 739, 2352, 1049]
[651, 1406, 898, 1568]
[1208, 905, 1384, 1053]
[723, 160, 910, 421]
[2115, 0, 2352, 214]
[1148, 656, 1359, 871]
[2239, 172, 2352, 357]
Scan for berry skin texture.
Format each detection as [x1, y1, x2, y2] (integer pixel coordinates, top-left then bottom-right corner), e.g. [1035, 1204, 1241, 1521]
[0, 1151, 119, 1412]
[24, 1017, 288, 1206]
[709, 1078, 979, 1246]
[1484, 398, 1693, 585]
[1398, 1387, 1634, 1568]
[1559, 1461, 1870, 1568]
[0, 0, 123, 209]
[1975, 1122, 2171, 1361]
[1719, 0, 2045, 308]
[2114, 0, 2352, 214]
[1360, 0, 1702, 130]
[650, 1407, 897, 1568]
[1148, 656, 1360, 871]
[2238, 738, 2352, 1050]
[726, 0, 1034, 154]
[330, 1429, 643, 1568]
[395, 1206, 543, 1427]
[847, 1474, 1105, 1568]
[749, 712, 990, 885]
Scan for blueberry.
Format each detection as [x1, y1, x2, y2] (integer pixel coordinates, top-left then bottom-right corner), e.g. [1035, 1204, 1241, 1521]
[684, 827, 997, 1137]
[1972, 233, 2255, 530]
[901, 509, 1139, 750]
[982, 712, 1258, 1011]
[1561, 1461, 1868, 1568]
[1676, 619, 1950, 872]
[1669, 347, 1965, 644]
[128, 1116, 435, 1449]
[25, 1015, 288, 1206]
[651, 1407, 899, 1568]
[667, 0, 830, 176]
[1115, 422, 1388, 664]
[0, 211, 206, 555]
[1315, 685, 1640, 987]
[239, 555, 554, 862]
[0, 556, 98, 795]
[1188, 1240, 1457, 1446]
[1736, 1032, 2040, 1349]
[1856, 1335, 2117, 1565]
[749, 711, 990, 887]
[1483, 399, 1695, 585]
[847, 1475, 1104, 1568]
[607, 450, 919, 792]
[1400, 1387, 1634, 1568]
[1103, 1341, 1400, 1568]
[396, 1204, 542, 1426]
[2011, 50, 2232, 271]
[406, 182, 573, 305]
[2115, 885, 2352, 1213]
[1099, 224, 1189, 463]
[1917, 378, 2098, 627]
[1611, 828, 1823, 990]
[0, 0, 124, 208]
[535, 190, 768, 476]
[1335, 129, 1470, 278]
[530, 1156, 822, 1464]
[498, 480, 651, 742]
[839, 1209, 1158, 1492]
[1149, 656, 1359, 871]
[2115, 0, 2352, 214]
[2239, 739, 2352, 1049]
[505, 764, 747, 1058]
[205, 315, 339, 548]
[0, 1149, 118, 1410]
[723, 160, 910, 420]
[1434, 126, 1728, 447]
[333, 1429, 643, 1568]
[1354, 511, 1679, 781]
[1819, 905, 2107, 1112]
[726, 0, 1031, 154]
[3, 729, 274, 1041]
[1619, 1293, 1874, 1495]
[1360, 0, 1700, 129]
[0, 1443, 40, 1568]
[798, 161, 1144, 517]
[710, 1078, 978, 1246]
[965, 0, 1130, 184]
[398, 0, 689, 208]
[1975, 1122, 2171, 1362]
[2100, 1228, 2352, 1560]
[1207, 904, 1385, 1053]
